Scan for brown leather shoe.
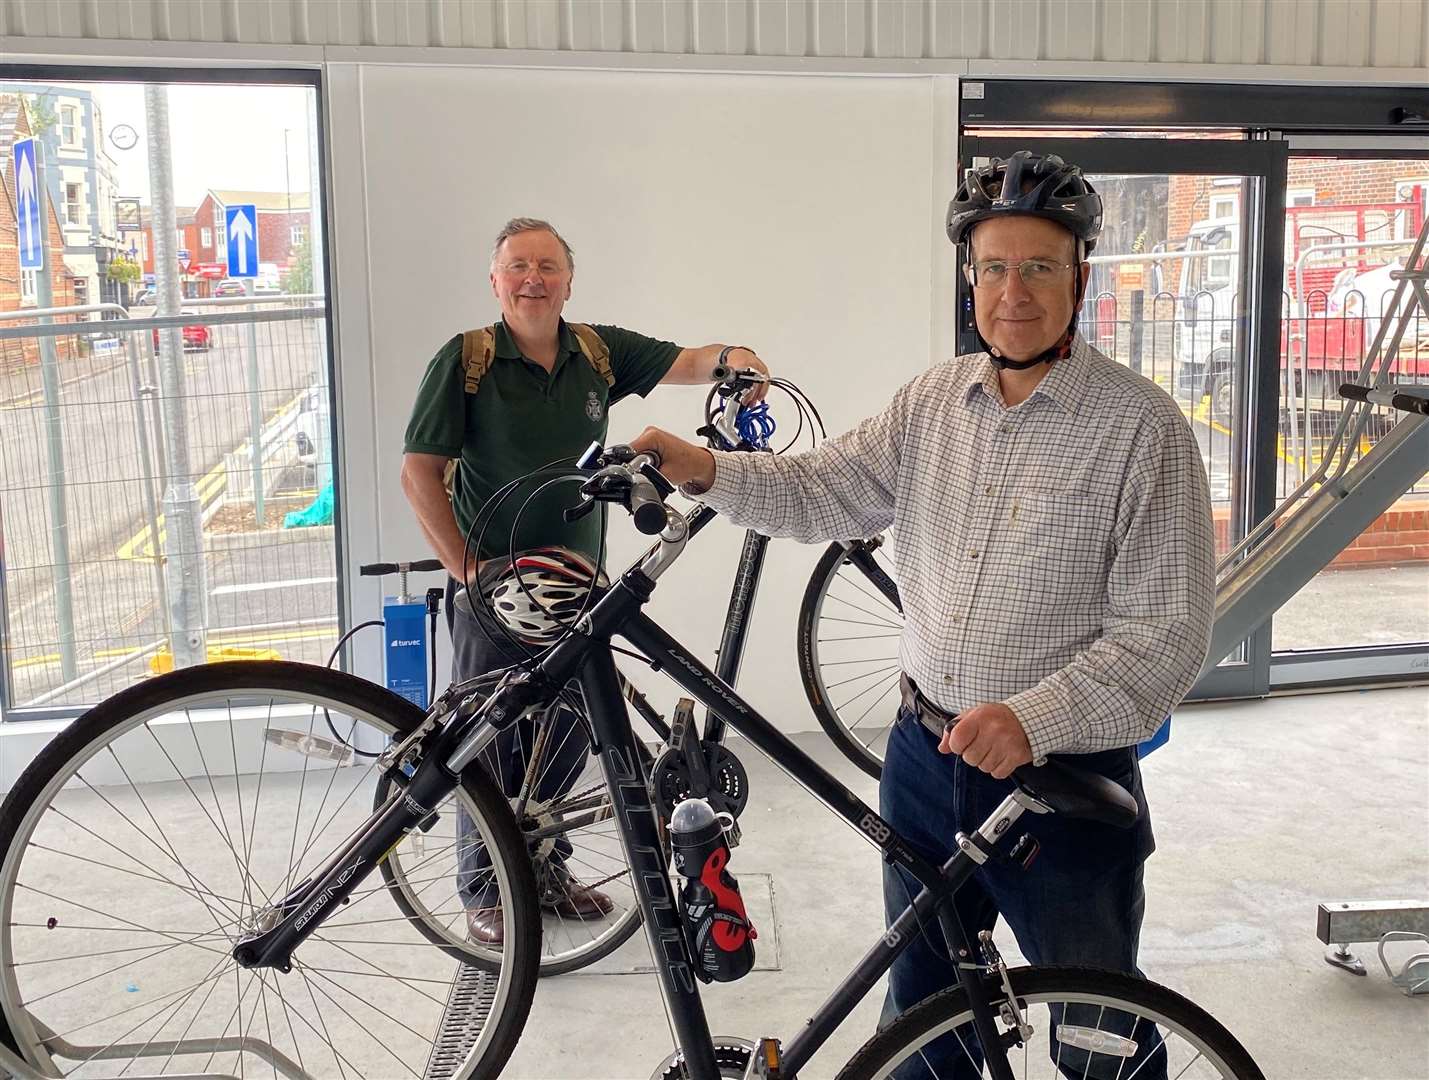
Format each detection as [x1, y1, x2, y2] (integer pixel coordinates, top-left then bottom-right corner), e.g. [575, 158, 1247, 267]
[465, 906, 504, 946]
[541, 869, 615, 920]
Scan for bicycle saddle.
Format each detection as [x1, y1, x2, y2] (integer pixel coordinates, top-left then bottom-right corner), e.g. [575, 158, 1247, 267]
[1013, 758, 1139, 829]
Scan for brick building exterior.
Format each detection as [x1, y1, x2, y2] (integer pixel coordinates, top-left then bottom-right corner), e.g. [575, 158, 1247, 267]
[193, 189, 311, 276]
[0, 95, 82, 368]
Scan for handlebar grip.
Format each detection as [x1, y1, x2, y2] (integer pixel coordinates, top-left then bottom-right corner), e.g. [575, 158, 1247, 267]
[1339, 382, 1429, 415]
[359, 559, 445, 577]
[629, 476, 669, 535]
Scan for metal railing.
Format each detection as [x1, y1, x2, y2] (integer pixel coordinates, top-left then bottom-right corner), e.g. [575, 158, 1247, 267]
[1078, 287, 1429, 505]
[0, 298, 335, 714]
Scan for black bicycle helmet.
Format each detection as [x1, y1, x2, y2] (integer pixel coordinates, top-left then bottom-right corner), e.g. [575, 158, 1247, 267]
[946, 151, 1103, 252]
[945, 151, 1104, 371]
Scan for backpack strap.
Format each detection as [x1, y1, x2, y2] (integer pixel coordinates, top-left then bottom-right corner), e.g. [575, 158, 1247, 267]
[460, 325, 498, 394]
[569, 323, 615, 387]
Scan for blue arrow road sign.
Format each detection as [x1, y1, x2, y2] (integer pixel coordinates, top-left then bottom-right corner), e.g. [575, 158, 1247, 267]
[12, 139, 41, 270]
[225, 203, 258, 278]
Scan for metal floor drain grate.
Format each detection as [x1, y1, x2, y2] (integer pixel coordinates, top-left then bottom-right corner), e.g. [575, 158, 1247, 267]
[423, 963, 498, 1080]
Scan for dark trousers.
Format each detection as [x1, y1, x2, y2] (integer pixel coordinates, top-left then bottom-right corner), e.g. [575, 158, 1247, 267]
[447, 578, 592, 907]
[880, 708, 1165, 1079]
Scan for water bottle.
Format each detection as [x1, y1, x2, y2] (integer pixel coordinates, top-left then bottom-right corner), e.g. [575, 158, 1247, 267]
[669, 798, 757, 983]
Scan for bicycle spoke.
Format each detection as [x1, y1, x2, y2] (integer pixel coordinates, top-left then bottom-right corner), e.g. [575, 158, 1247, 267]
[825, 663, 902, 694]
[26, 841, 246, 918]
[824, 588, 902, 628]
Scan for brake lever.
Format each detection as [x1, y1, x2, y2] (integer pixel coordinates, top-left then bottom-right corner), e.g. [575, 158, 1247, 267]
[563, 497, 597, 524]
[638, 461, 676, 498]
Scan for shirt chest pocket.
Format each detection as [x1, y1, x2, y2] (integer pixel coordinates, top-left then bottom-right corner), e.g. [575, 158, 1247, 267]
[1005, 486, 1119, 601]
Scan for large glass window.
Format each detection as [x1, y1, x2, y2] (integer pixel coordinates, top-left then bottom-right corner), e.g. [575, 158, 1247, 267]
[1272, 155, 1429, 655]
[0, 74, 335, 714]
[963, 84, 1429, 692]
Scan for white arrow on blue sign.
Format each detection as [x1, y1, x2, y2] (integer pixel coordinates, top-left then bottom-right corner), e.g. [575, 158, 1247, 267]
[225, 203, 259, 279]
[12, 138, 42, 270]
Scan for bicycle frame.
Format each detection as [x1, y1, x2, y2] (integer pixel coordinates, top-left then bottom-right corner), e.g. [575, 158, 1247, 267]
[620, 502, 769, 750]
[231, 546, 1037, 1078]
[490, 560, 1035, 1079]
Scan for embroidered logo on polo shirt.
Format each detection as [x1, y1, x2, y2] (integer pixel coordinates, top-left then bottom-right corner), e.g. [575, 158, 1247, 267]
[585, 391, 603, 422]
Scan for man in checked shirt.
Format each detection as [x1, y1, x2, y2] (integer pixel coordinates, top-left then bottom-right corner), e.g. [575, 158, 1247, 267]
[633, 151, 1215, 1077]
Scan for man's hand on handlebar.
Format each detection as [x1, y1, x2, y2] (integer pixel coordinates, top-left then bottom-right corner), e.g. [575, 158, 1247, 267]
[940, 703, 1033, 780]
[629, 428, 717, 493]
[723, 349, 771, 404]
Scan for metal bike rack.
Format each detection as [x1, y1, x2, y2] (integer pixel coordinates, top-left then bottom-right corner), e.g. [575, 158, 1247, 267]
[1197, 213, 1429, 994]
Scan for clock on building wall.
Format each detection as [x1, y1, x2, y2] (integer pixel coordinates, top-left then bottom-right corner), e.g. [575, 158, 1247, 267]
[109, 124, 138, 151]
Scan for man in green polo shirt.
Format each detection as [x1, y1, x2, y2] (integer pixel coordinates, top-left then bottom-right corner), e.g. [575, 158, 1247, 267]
[401, 217, 768, 944]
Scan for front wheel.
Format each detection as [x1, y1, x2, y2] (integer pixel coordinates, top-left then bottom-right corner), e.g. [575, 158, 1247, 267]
[0, 661, 540, 1080]
[837, 966, 1264, 1080]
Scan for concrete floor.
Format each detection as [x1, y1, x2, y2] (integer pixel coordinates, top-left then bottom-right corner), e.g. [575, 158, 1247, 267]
[4, 685, 1425, 1080]
[506, 686, 1429, 1080]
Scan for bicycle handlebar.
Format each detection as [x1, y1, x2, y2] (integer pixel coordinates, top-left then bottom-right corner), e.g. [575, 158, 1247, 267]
[709, 363, 769, 392]
[1339, 382, 1429, 416]
[570, 444, 680, 537]
[629, 473, 669, 534]
[360, 559, 444, 576]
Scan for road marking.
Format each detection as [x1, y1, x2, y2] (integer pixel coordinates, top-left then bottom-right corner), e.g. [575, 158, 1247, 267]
[10, 626, 337, 671]
[115, 461, 229, 561]
[114, 390, 306, 561]
[1181, 397, 1370, 471]
[211, 625, 337, 647]
[213, 576, 337, 597]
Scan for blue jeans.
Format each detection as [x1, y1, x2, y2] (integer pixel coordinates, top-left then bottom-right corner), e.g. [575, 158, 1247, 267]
[879, 708, 1164, 1079]
[447, 578, 592, 908]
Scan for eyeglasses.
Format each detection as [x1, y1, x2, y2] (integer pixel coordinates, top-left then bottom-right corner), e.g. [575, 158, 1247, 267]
[965, 258, 1075, 290]
[496, 260, 568, 277]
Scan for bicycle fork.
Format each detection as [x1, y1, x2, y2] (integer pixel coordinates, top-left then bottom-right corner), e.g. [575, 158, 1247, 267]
[231, 739, 461, 973]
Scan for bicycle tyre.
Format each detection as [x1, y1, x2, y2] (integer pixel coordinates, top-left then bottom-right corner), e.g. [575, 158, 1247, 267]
[798, 540, 904, 781]
[392, 725, 653, 978]
[837, 965, 1264, 1080]
[0, 661, 540, 1080]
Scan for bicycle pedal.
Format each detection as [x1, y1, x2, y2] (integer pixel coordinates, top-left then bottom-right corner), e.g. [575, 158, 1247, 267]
[742, 1037, 782, 1079]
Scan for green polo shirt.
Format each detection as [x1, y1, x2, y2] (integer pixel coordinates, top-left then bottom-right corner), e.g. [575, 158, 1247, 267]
[403, 319, 680, 561]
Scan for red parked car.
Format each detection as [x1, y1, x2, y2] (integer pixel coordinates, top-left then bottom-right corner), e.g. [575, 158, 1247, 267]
[151, 311, 211, 352]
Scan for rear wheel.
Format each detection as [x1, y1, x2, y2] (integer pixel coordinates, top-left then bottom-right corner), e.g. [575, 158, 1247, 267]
[798, 539, 904, 780]
[0, 661, 540, 1080]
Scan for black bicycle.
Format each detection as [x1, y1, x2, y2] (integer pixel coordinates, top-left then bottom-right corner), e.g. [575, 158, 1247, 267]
[436, 364, 828, 976]
[0, 442, 1264, 1079]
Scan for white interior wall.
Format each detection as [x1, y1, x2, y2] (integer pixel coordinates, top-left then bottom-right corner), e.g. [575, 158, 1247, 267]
[327, 65, 960, 731]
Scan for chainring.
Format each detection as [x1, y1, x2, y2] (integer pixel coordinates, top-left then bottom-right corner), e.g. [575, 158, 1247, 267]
[650, 743, 749, 821]
[654, 1038, 754, 1079]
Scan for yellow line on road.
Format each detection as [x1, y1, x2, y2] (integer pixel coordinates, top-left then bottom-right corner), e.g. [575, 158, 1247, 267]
[11, 625, 338, 671]
[115, 390, 306, 561]
[115, 461, 229, 561]
[1180, 398, 1368, 473]
[210, 625, 337, 648]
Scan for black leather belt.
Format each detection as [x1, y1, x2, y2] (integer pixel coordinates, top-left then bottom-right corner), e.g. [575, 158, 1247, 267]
[898, 672, 957, 741]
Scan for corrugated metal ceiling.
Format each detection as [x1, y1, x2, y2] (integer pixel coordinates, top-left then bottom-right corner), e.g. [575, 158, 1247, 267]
[0, 0, 1424, 70]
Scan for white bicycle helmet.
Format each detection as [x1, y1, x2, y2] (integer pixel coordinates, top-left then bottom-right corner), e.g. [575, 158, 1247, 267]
[482, 547, 607, 644]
